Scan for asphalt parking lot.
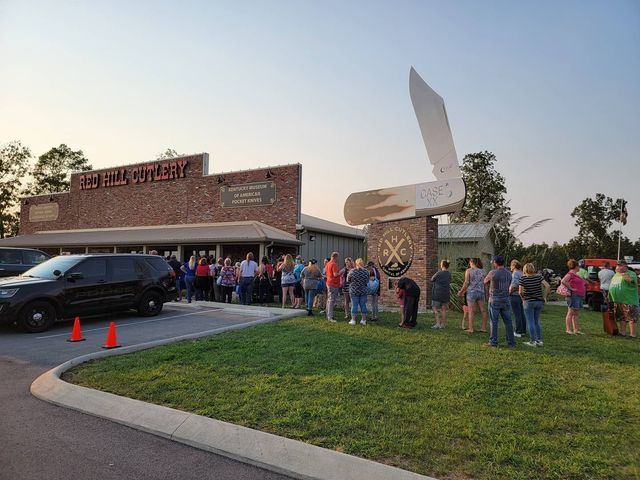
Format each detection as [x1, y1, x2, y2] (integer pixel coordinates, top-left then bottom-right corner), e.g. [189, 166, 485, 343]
[0, 303, 292, 480]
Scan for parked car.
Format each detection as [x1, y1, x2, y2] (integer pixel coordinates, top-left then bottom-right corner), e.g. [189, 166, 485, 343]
[0, 247, 51, 277]
[0, 254, 177, 333]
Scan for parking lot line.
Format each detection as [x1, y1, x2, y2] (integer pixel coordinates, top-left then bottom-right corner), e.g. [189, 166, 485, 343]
[35, 310, 229, 339]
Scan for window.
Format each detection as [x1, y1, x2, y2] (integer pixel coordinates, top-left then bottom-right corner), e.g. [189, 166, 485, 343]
[23, 250, 49, 265]
[143, 256, 171, 273]
[72, 258, 107, 280]
[0, 250, 22, 265]
[110, 258, 138, 280]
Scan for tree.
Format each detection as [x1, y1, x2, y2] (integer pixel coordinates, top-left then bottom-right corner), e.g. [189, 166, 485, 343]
[156, 148, 182, 160]
[0, 141, 31, 238]
[451, 151, 512, 249]
[28, 144, 92, 194]
[569, 193, 624, 257]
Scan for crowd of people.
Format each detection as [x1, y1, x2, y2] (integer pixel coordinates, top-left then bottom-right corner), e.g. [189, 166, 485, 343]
[162, 250, 639, 344]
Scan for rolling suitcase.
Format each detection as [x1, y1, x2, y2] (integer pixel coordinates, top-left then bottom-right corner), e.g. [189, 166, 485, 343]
[602, 304, 619, 336]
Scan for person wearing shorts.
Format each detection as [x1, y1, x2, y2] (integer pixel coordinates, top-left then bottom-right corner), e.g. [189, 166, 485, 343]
[608, 260, 638, 338]
[457, 258, 488, 333]
[431, 260, 452, 329]
[561, 259, 589, 335]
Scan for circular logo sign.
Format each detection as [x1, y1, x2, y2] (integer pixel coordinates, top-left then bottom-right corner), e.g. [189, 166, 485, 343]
[376, 226, 414, 277]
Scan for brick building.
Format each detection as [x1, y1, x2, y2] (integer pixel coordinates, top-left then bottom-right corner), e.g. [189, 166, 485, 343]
[0, 154, 364, 262]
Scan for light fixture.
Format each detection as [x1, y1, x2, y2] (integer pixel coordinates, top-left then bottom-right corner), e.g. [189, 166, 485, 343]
[49, 196, 55, 202]
[24, 199, 29, 205]
[217, 175, 226, 184]
[265, 169, 275, 179]
[309, 234, 316, 242]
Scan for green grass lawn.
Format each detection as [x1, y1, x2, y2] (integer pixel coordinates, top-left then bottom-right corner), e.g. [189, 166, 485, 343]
[63, 306, 640, 480]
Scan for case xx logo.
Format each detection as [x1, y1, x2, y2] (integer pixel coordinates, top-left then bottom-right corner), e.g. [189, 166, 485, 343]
[377, 226, 414, 277]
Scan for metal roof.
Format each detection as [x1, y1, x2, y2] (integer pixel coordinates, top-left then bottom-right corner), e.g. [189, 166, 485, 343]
[438, 223, 493, 241]
[299, 214, 366, 239]
[0, 221, 303, 248]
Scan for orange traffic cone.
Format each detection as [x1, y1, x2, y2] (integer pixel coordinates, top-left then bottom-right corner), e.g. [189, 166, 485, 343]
[102, 321, 121, 349]
[67, 317, 86, 342]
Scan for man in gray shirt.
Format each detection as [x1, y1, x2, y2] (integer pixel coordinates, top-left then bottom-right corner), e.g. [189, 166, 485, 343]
[484, 255, 516, 347]
[598, 262, 615, 305]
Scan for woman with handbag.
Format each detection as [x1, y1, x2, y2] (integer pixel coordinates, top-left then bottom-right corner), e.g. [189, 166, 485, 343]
[301, 259, 322, 316]
[561, 259, 591, 335]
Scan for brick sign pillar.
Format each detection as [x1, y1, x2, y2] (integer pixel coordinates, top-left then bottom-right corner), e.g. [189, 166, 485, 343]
[368, 216, 438, 311]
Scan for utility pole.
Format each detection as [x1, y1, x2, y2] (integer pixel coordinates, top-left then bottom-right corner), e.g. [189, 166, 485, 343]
[617, 198, 623, 261]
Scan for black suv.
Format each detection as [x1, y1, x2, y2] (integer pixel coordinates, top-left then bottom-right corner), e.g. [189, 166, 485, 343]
[0, 254, 177, 333]
[0, 247, 51, 277]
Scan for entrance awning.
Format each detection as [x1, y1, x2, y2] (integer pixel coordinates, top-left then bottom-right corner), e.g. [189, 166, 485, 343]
[0, 221, 303, 248]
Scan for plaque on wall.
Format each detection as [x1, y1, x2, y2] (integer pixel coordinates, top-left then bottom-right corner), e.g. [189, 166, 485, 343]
[376, 225, 414, 277]
[29, 203, 59, 222]
[220, 181, 276, 208]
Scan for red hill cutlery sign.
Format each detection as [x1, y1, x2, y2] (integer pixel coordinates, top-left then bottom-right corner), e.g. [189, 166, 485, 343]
[78, 160, 189, 190]
[220, 181, 276, 208]
[377, 225, 414, 277]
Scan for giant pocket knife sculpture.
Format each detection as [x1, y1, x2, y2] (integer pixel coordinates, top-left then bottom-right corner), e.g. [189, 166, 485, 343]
[343, 68, 466, 225]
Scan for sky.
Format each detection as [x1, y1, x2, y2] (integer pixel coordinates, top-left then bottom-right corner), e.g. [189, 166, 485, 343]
[1, 0, 639, 245]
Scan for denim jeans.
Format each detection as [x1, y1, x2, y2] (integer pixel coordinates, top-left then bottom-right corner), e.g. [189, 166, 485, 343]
[523, 300, 543, 342]
[489, 301, 515, 347]
[351, 294, 368, 317]
[239, 276, 254, 305]
[184, 276, 195, 303]
[370, 294, 379, 319]
[509, 295, 526, 334]
[305, 289, 317, 312]
[327, 286, 340, 320]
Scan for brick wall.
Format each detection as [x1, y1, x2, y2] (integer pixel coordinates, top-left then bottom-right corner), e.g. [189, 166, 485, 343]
[367, 216, 438, 311]
[19, 155, 301, 236]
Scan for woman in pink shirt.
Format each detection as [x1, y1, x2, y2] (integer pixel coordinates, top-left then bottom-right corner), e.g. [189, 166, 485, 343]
[561, 259, 589, 335]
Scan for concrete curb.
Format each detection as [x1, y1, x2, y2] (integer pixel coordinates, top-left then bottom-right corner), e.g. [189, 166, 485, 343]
[30, 305, 435, 480]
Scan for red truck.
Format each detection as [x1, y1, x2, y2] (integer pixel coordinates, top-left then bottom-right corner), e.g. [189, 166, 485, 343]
[581, 258, 640, 311]
[579, 259, 616, 311]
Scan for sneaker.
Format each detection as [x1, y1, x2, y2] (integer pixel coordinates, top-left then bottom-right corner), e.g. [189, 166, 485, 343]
[536, 341, 544, 347]
[369, 317, 378, 322]
[328, 318, 336, 323]
[482, 342, 497, 348]
[514, 333, 522, 338]
[349, 319, 356, 325]
[307, 310, 313, 316]
[431, 324, 440, 329]
[344, 314, 350, 319]
[523, 341, 537, 347]
[319, 310, 325, 314]
[575, 331, 585, 335]
[565, 331, 574, 335]
[360, 319, 366, 326]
